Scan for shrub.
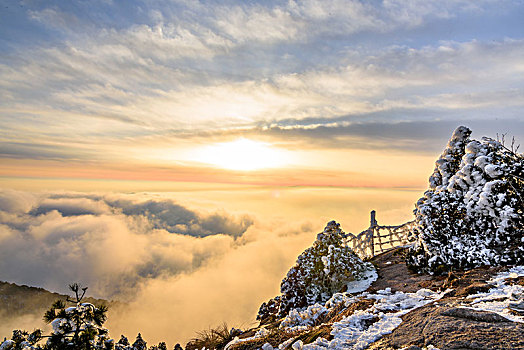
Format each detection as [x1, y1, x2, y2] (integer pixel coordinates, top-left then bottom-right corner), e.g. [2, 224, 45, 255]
[407, 126, 524, 273]
[258, 221, 375, 320]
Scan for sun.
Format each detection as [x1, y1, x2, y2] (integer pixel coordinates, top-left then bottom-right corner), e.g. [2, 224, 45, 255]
[195, 138, 288, 171]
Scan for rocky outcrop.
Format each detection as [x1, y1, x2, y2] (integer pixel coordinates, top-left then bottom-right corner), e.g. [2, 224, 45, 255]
[368, 304, 524, 349]
[227, 248, 524, 350]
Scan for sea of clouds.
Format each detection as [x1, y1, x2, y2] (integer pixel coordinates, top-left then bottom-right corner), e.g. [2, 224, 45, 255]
[0, 188, 314, 344]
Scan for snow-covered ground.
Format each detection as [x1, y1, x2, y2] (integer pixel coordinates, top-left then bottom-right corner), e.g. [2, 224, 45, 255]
[226, 287, 447, 350]
[296, 288, 447, 350]
[464, 265, 524, 323]
[226, 265, 524, 350]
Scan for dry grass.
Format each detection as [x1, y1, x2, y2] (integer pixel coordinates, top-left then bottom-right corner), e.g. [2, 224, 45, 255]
[186, 323, 237, 350]
[294, 324, 333, 344]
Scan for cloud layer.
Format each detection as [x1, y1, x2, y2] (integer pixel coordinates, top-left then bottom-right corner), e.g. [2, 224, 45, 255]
[0, 186, 422, 344]
[0, 189, 255, 298]
[0, 187, 326, 345]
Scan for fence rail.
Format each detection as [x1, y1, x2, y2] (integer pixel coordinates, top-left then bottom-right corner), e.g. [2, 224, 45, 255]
[345, 210, 416, 259]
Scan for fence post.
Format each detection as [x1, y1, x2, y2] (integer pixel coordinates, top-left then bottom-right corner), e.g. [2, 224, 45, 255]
[369, 229, 374, 258]
[370, 210, 377, 257]
[370, 210, 377, 227]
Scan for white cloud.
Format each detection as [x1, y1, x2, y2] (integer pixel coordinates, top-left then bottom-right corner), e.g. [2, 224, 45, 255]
[0, 188, 318, 344]
[0, 190, 258, 297]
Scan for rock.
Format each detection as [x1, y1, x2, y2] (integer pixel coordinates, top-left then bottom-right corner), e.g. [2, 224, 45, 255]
[368, 304, 524, 349]
[508, 301, 524, 315]
[455, 282, 494, 297]
[443, 271, 460, 289]
[507, 276, 524, 286]
[441, 307, 512, 323]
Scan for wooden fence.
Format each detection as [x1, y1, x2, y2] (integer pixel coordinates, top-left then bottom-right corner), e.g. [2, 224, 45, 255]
[345, 210, 416, 259]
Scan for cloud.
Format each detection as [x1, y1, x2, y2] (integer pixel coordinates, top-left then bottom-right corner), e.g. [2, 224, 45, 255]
[30, 197, 111, 216]
[107, 225, 311, 345]
[0, 188, 319, 344]
[3, 37, 523, 139]
[0, 184, 429, 345]
[101, 196, 253, 237]
[0, 189, 37, 213]
[0, 190, 254, 298]
[1, 1, 523, 167]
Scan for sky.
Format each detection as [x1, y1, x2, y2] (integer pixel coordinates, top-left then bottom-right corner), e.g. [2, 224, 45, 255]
[1, 0, 524, 346]
[1, 0, 523, 188]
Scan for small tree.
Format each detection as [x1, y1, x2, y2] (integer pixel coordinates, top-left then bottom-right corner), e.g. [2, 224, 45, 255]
[407, 126, 524, 273]
[258, 221, 375, 320]
[43, 283, 110, 350]
[1, 284, 170, 350]
[115, 336, 130, 350]
[131, 334, 146, 350]
[0, 330, 42, 350]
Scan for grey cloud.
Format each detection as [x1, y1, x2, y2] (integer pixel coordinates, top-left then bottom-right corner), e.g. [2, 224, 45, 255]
[27, 193, 254, 238]
[163, 115, 524, 154]
[29, 197, 111, 217]
[261, 118, 524, 152]
[198, 212, 254, 238]
[0, 189, 38, 213]
[0, 142, 95, 161]
[102, 197, 253, 237]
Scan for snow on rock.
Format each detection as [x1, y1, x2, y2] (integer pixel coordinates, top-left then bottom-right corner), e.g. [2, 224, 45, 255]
[408, 126, 524, 273]
[278, 288, 447, 350]
[258, 221, 376, 321]
[464, 265, 524, 323]
[261, 343, 274, 350]
[280, 281, 379, 331]
[346, 268, 378, 294]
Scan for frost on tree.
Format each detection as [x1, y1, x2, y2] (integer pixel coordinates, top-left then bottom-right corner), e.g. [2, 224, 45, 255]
[0, 283, 171, 350]
[44, 283, 111, 350]
[407, 126, 524, 273]
[0, 330, 42, 350]
[258, 221, 375, 322]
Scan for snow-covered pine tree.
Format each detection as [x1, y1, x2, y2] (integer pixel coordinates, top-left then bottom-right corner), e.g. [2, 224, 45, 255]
[0, 284, 169, 350]
[0, 330, 42, 350]
[407, 126, 524, 273]
[258, 221, 374, 320]
[43, 283, 111, 350]
[131, 334, 146, 350]
[115, 336, 130, 350]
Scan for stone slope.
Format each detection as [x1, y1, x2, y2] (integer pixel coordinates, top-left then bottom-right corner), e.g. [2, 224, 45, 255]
[225, 247, 524, 350]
